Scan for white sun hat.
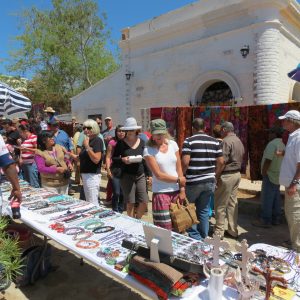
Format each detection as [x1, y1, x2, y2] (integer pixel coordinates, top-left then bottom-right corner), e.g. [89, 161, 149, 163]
[120, 117, 142, 130]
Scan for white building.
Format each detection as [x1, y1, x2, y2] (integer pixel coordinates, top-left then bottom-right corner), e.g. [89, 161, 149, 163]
[71, 0, 300, 124]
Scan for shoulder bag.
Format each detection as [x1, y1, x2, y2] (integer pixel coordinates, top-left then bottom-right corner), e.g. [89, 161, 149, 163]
[170, 198, 199, 233]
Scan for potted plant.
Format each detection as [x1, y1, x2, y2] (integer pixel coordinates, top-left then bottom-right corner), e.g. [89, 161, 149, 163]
[0, 217, 23, 291]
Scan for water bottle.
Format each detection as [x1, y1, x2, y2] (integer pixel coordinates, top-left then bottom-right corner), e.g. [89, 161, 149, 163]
[10, 197, 21, 219]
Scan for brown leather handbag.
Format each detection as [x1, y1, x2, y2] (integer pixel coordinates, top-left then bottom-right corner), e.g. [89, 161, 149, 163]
[170, 198, 199, 233]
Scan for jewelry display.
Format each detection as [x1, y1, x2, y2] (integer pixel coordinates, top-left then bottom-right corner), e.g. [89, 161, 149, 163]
[75, 240, 99, 249]
[49, 222, 65, 233]
[93, 226, 115, 234]
[64, 227, 85, 235]
[72, 231, 93, 241]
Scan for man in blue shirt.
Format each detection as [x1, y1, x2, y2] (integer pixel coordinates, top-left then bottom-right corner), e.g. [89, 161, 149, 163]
[48, 121, 74, 152]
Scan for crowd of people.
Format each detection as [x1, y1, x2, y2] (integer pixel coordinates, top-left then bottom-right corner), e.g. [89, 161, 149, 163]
[1, 107, 300, 253]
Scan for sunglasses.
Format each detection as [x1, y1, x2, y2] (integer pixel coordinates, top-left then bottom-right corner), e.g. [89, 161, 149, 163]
[83, 126, 92, 130]
[117, 130, 125, 133]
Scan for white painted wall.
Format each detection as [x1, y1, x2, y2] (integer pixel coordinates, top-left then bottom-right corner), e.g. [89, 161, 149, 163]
[71, 0, 300, 125]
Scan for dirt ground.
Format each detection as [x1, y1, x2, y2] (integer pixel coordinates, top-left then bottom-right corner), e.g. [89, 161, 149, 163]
[1, 177, 290, 300]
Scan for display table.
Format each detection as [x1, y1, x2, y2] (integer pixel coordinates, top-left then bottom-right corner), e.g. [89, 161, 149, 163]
[1, 181, 299, 299]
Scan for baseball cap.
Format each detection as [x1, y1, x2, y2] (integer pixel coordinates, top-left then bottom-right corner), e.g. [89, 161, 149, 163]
[104, 116, 112, 121]
[278, 110, 300, 121]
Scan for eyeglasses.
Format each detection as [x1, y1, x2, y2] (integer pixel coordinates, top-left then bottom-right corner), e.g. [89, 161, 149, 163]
[83, 126, 92, 130]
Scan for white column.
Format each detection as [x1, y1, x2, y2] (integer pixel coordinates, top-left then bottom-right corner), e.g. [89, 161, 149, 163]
[254, 27, 281, 104]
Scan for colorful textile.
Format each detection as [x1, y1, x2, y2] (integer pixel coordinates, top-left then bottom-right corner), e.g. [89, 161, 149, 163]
[161, 107, 177, 137]
[210, 106, 231, 131]
[193, 106, 211, 133]
[176, 107, 192, 151]
[129, 255, 183, 300]
[248, 105, 269, 180]
[266, 104, 288, 128]
[230, 107, 249, 173]
[150, 107, 163, 120]
[152, 192, 179, 230]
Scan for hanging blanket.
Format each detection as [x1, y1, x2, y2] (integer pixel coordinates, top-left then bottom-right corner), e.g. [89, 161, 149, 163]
[162, 107, 177, 137]
[176, 107, 192, 151]
[150, 107, 163, 120]
[193, 106, 211, 132]
[230, 107, 249, 174]
[248, 105, 269, 180]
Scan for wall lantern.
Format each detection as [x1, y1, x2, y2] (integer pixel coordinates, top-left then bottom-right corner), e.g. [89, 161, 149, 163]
[240, 45, 250, 58]
[125, 72, 134, 80]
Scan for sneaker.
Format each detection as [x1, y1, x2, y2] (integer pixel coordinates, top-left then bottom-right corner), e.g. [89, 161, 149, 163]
[252, 219, 272, 228]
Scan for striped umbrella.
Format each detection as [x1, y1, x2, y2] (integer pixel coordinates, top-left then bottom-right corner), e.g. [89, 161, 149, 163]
[0, 81, 32, 116]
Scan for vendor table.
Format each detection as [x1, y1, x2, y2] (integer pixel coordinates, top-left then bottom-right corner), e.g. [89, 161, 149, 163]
[1, 181, 299, 299]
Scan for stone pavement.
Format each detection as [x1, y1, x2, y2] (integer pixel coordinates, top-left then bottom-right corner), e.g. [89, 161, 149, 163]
[2, 175, 290, 300]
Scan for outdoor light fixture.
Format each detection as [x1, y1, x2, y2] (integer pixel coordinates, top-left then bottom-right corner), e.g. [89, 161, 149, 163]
[240, 45, 250, 58]
[125, 72, 134, 80]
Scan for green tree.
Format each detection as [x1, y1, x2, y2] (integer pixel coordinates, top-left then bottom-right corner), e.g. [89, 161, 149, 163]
[8, 0, 119, 112]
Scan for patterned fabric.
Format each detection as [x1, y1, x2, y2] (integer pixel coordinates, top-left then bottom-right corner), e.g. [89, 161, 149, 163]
[161, 107, 177, 137]
[150, 107, 163, 120]
[152, 192, 179, 230]
[193, 106, 211, 133]
[211, 106, 231, 132]
[140, 108, 151, 131]
[176, 107, 192, 151]
[248, 105, 269, 180]
[230, 107, 249, 173]
[266, 104, 288, 128]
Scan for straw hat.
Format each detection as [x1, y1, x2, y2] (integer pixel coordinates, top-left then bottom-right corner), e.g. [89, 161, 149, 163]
[44, 107, 56, 113]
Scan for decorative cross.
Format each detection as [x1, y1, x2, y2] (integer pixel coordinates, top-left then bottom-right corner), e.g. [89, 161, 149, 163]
[235, 239, 255, 284]
[233, 267, 260, 300]
[204, 233, 230, 267]
[252, 266, 287, 300]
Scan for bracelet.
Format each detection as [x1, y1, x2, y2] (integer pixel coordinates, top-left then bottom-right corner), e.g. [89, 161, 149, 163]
[64, 227, 85, 235]
[75, 240, 99, 249]
[93, 226, 115, 234]
[73, 231, 93, 241]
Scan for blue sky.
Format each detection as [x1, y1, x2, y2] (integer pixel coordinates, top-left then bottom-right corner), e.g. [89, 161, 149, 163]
[0, 0, 196, 77]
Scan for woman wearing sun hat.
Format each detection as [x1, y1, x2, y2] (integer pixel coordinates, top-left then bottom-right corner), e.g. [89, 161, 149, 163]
[112, 117, 150, 218]
[143, 119, 186, 230]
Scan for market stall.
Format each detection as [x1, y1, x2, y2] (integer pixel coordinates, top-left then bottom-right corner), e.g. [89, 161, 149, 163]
[1, 180, 299, 300]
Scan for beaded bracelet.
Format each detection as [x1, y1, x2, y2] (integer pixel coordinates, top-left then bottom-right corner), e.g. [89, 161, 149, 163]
[93, 226, 115, 234]
[27, 201, 49, 210]
[75, 240, 99, 249]
[64, 227, 85, 235]
[73, 231, 93, 241]
[84, 221, 105, 231]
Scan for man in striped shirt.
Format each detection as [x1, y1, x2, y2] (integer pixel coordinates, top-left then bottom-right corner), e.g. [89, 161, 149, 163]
[182, 118, 223, 240]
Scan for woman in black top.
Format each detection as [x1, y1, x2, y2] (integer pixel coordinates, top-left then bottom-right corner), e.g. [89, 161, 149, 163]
[79, 119, 104, 206]
[113, 117, 149, 218]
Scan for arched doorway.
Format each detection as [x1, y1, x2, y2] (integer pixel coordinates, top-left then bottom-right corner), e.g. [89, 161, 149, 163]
[190, 70, 241, 106]
[196, 81, 233, 105]
[291, 82, 300, 102]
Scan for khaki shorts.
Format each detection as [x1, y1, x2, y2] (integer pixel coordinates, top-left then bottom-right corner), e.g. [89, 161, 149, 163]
[120, 173, 149, 204]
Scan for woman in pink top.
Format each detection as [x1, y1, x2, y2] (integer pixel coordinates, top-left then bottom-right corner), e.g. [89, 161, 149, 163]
[105, 125, 125, 212]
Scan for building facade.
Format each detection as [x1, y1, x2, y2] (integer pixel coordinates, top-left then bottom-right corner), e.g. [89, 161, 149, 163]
[71, 0, 300, 124]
